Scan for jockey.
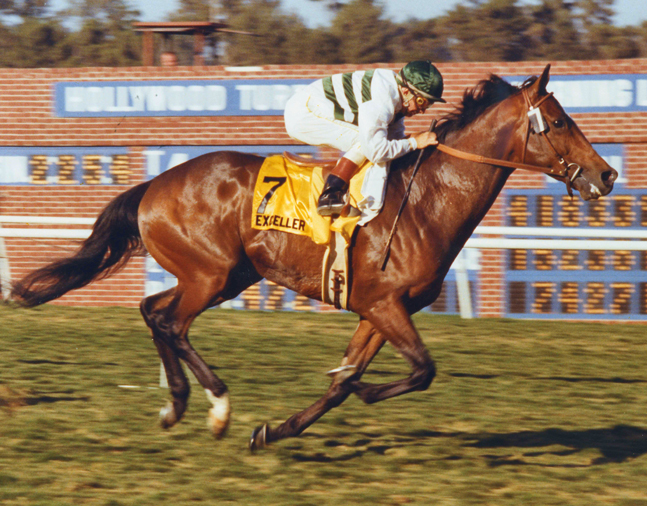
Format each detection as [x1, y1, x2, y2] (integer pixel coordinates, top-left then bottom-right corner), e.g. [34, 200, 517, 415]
[284, 60, 445, 216]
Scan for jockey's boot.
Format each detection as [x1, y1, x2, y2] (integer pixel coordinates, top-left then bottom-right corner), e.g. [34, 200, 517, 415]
[317, 157, 359, 216]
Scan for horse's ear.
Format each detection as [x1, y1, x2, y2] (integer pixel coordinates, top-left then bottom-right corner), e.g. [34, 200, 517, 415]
[537, 64, 551, 94]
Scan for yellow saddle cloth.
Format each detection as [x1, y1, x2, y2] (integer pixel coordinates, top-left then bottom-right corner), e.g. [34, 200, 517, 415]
[251, 154, 372, 245]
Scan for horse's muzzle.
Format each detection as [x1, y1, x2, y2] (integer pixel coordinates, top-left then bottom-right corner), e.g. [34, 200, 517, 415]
[572, 166, 617, 200]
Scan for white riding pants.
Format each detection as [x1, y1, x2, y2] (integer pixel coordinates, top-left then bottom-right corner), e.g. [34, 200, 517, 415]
[284, 89, 367, 165]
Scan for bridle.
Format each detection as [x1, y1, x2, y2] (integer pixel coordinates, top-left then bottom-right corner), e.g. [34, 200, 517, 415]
[382, 84, 585, 270]
[521, 88, 582, 197]
[434, 86, 583, 197]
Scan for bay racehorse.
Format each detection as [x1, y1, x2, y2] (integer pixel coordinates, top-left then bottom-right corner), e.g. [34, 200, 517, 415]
[11, 65, 617, 451]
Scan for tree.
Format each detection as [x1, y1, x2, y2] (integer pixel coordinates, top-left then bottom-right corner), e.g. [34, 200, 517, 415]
[585, 24, 639, 59]
[0, 0, 644, 67]
[390, 18, 451, 63]
[0, 18, 71, 67]
[57, 0, 141, 66]
[224, 0, 303, 64]
[574, 0, 623, 58]
[169, 0, 243, 21]
[0, 0, 49, 18]
[441, 0, 531, 61]
[637, 21, 647, 57]
[61, 18, 139, 66]
[576, 0, 615, 29]
[328, 0, 394, 63]
[524, 0, 584, 60]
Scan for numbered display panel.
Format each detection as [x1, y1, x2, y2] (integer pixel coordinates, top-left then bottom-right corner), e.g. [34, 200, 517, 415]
[504, 187, 647, 319]
[0, 147, 131, 185]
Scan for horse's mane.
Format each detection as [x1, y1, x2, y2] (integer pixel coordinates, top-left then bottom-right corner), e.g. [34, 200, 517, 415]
[435, 75, 537, 141]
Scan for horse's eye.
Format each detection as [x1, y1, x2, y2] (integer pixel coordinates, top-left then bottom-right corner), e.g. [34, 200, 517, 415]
[553, 119, 565, 129]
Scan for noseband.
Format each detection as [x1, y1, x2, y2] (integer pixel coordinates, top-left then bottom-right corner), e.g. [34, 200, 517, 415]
[434, 87, 582, 197]
[521, 88, 582, 197]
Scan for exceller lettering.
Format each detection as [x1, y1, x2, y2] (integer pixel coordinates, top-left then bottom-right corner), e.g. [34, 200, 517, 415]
[255, 214, 306, 231]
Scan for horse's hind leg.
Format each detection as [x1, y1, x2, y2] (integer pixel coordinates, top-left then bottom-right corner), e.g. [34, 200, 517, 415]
[141, 289, 190, 428]
[140, 281, 233, 438]
[249, 319, 385, 451]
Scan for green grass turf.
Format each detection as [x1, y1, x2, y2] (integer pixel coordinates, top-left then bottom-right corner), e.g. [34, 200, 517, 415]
[1, 305, 647, 505]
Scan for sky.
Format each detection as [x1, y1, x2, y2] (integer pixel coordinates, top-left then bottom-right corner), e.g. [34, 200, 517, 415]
[115, 0, 647, 27]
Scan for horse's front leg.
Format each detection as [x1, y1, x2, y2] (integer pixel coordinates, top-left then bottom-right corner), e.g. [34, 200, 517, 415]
[249, 319, 384, 451]
[351, 299, 437, 404]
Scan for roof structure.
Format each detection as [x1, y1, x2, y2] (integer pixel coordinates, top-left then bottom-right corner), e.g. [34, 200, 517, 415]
[133, 21, 252, 66]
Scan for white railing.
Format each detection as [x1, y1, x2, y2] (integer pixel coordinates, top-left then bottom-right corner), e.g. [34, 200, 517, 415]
[2, 216, 646, 317]
[0, 216, 95, 225]
[0, 216, 94, 239]
[3, 217, 647, 244]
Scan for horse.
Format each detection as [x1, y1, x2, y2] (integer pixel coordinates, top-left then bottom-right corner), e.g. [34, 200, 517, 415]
[10, 65, 617, 451]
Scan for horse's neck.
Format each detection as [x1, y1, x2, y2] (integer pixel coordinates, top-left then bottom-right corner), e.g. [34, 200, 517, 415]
[419, 102, 523, 238]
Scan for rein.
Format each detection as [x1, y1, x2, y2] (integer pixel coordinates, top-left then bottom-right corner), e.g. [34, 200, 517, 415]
[435, 143, 562, 176]
[434, 88, 582, 197]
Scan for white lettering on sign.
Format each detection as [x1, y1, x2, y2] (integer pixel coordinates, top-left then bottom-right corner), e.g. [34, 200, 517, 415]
[167, 153, 189, 171]
[85, 87, 104, 112]
[636, 80, 647, 107]
[64, 87, 85, 112]
[0, 156, 28, 183]
[236, 84, 308, 111]
[146, 87, 166, 112]
[548, 79, 634, 108]
[144, 150, 164, 177]
[130, 87, 145, 111]
[206, 86, 227, 111]
[187, 85, 204, 111]
[143, 150, 191, 177]
[63, 85, 229, 114]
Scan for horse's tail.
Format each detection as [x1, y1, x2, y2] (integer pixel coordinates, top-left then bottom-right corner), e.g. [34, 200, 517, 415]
[11, 181, 152, 308]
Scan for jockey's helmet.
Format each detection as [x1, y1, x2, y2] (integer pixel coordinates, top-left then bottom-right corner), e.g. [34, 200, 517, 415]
[399, 60, 446, 103]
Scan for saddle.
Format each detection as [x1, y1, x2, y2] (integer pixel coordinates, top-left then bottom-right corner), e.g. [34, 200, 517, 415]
[282, 152, 338, 179]
[252, 153, 377, 310]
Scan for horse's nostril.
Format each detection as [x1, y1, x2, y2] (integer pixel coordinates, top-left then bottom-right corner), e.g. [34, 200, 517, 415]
[602, 169, 618, 186]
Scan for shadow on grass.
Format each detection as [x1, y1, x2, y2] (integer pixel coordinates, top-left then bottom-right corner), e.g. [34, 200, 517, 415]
[291, 425, 647, 466]
[469, 424, 647, 466]
[25, 395, 90, 405]
[539, 376, 647, 384]
[292, 430, 460, 463]
[447, 372, 647, 384]
[18, 359, 76, 365]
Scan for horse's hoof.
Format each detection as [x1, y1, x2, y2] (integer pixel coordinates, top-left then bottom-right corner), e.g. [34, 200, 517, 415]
[249, 424, 269, 452]
[159, 401, 178, 429]
[206, 391, 231, 439]
[208, 415, 230, 439]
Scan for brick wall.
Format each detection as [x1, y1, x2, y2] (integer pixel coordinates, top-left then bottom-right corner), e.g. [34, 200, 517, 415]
[1, 60, 646, 315]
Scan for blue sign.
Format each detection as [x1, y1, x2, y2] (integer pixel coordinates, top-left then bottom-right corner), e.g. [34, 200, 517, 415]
[143, 145, 316, 178]
[507, 74, 647, 113]
[57, 75, 647, 117]
[54, 79, 314, 118]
